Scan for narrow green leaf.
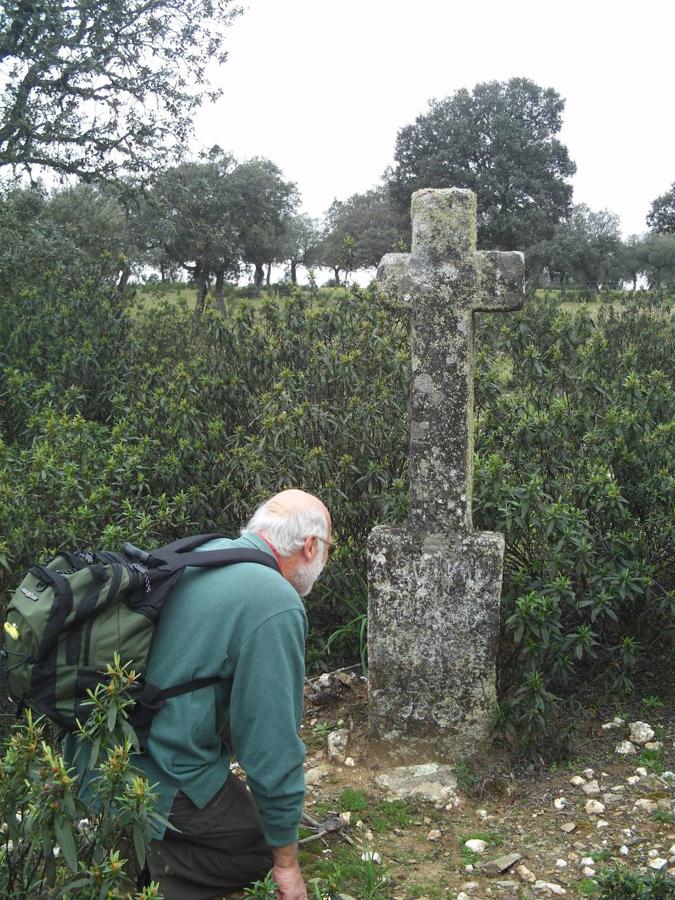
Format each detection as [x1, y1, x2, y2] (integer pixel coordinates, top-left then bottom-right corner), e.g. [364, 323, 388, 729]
[133, 822, 146, 868]
[55, 815, 78, 872]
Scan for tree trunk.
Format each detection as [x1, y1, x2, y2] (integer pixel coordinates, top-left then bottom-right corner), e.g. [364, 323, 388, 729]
[160, 262, 167, 283]
[333, 266, 341, 286]
[214, 269, 225, 313]
[290, 259, 297, 284]
[254, 263, 265, 290]
[117, 265, 131, 295]
[194, 273, 209, 318]
[265, 263, 272, 286]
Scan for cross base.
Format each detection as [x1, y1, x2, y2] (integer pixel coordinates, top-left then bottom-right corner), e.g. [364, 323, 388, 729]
[367, 525, 504, 760]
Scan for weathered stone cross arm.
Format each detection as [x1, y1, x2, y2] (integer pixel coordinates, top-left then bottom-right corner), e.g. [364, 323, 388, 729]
[377, 188, 525, 533]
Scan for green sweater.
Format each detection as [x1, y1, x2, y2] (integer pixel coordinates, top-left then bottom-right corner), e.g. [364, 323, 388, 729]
[77, 533, 308, 847]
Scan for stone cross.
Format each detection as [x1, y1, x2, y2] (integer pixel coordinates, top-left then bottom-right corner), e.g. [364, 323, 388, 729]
[367, 188, 524, 758]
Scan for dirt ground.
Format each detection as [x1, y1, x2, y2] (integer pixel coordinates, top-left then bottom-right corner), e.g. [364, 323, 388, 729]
[293, 677, 675, 899]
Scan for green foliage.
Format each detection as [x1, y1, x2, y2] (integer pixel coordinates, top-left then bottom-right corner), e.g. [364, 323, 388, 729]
[1, 275, 673, 749]
[596, 864, 675, 899]
[337, 788, 368, 813]
[0, 0, 240, 181]
[242, 870, 278, 898]
[387, 77, 576, 250]
[647, 182, 675, 234]
[0, 658, 164, 898]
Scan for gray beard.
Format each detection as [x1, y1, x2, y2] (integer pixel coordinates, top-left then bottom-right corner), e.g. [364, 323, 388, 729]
[289, 552, 325, 597]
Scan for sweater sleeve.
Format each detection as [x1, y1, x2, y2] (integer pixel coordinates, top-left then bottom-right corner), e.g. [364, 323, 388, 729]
[228, 607, 307, 846]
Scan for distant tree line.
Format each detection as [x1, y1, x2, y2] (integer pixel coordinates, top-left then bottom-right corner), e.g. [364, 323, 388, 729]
[1, 1, 674, 299]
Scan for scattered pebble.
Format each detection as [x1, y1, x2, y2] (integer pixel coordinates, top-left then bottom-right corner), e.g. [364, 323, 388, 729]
[427, 829, 442, 842]
[582, 768, 595, 779]
[583, 866, 596, 877]
[585, 800, 605, 815]
[597, 819, 609, 829]
[635, 767, 648, 777]
[555, 858, 567, 868]
[582, 780, 601, 796]
[626, 775, 640, 785]
[465, 839, 487, 854]
[648, 858, 667, 870]
[344, 756, 355, 768]
[569, 775, 586, 787]
[560, 822, 576, 834]
[533, 881, 566, 895]
[554, 797, 566, 810]
[615, 740, 637, 755]
[516, 864, 536, 883]
[580, 857, 595, 867]
[360, 851, 381, 864]
[629, 721, 655, 745]
[645, 741, 663, 751]
[634, 799, 657, 813]
[620, 845, 629, 856]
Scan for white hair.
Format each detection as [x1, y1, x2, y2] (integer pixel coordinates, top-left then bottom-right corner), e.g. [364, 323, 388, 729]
[242, 501, 328, 557]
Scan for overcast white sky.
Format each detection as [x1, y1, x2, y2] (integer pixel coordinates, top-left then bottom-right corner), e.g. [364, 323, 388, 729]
[195, 0, 674, 240]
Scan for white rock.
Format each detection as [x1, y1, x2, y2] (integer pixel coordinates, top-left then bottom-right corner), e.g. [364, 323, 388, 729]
[629, 721, 655, 744]
[459, 881, 480, 892]
[627, 775, 640, 785]
[582, 768, 595, 779]
[615, 741, 637, 755]
[477, 808, 488, 818]
[533, 880, 566, 895]
[326, 728, 349, 762]
[427, 829, 442, 842]
[305, 764, 332, 785]
[570, 775, 586, 786]
[580, 857, 595, 867]
[668, 845, 675, 856]
[597, 820, 609, 828]
[465, 863, 474, 872]
[340, 811, 351, 825]
[611, 785, 625, 792]
[560, 822, 577, 833]
[645, 741, 663, 751]
[360, 851, 381, 864]
[583, 866, 596, 877]
[582, 780, 601, 796]
[620, 845, 629, 856]
[648, 858, 667, 870]
[554, 797, 567, 810]
[634, 799, 657, 813]
[464, 839, 487, 854]
[635, 766, 648, 776]
[662, 770, 675, 780]
[601, 722, 618, 730]
[585, 800, 606, 815]
[344, 756, 355, 768]
[516, 864, 536, 883]
[457, 893, 471, 900]
[374, 763, 459, 806]
[555, 859, 568, 868]
[648, 849, 659, 858]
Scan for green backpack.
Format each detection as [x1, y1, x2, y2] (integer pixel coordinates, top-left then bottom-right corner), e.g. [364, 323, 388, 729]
[1, 534, 279, 743]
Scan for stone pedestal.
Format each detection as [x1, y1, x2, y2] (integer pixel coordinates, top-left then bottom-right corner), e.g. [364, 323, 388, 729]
[368, 525, 504, 759]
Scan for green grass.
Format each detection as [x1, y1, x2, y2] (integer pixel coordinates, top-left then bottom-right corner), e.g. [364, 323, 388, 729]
[339, 787, 369, 813]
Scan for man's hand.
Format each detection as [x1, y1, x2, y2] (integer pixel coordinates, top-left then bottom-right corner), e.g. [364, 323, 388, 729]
[272, 843, 307, 900]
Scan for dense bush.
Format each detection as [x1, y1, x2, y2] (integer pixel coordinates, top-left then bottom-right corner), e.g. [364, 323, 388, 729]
[1, 279, 673, 747]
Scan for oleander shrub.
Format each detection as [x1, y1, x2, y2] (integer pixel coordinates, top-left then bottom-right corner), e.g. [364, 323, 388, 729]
[1, 278, 673, 747]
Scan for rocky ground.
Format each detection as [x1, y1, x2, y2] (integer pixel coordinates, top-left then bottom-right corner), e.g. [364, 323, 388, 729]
[287, 672, 675, 899]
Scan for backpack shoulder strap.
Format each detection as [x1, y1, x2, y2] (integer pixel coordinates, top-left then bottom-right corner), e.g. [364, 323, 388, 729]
[153, 547, 280, 573]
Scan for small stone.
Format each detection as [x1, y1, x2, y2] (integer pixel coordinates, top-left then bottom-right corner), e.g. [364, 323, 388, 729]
[601, 722, 617, 730]
[648, 858, 667, 870]
[554, 797, 566, 810]
[648, 849, 659, 858]
[344, 756, 355, 768]
[560, 822, 577, 833]
[360, 851, 381, 864]
[629, 721, 655, 745]
[427, 829, 442, 842]
[585, 800, 605, 815]
[569, 775, 586, 787]
[465, 839, 488, 854]
[465, 864, 474, 872]
[582, 768, 595, 779]
[645, 741, 663, 751]
[582, 779, 601, 796]
[516, 864, 536, 883]
[457, 893, 470, 900]
[597, 820, 609, 829]
[635, 766, 648, 776]
[304, 764, 332, 785]
[669, 845, 675, 856]
[459, 882, 480, 893]
[555, 859, 567, 868]
[580, 857, 595, 867]
[657, 799, 673, 810]
[479, 852, 522, 877]
[583, 867, 596, 877]
[662, 770, 675, 780]
[533, 881, 566, 895]
[613, 716, 626, 726]
[610, 785, 625, 793]
[477, 808, 488, 819]
[627, 775, 640, 785]
[615, 741, 637, 755]
[634, 799, 657, 813]
[620, 845, 629, 856]
[495, 881, 518, 890]
[341, 811, 351, 825]
[327, 728, 349, 763]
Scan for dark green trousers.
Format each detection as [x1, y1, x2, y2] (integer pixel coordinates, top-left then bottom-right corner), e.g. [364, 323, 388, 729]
[146, 775, 273, 900]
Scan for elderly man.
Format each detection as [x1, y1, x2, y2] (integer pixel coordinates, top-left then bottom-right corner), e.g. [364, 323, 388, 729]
[137, 489, 332, 900]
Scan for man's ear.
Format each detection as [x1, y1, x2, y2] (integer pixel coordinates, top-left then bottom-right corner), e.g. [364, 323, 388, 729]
[302, 534, 317, 560]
